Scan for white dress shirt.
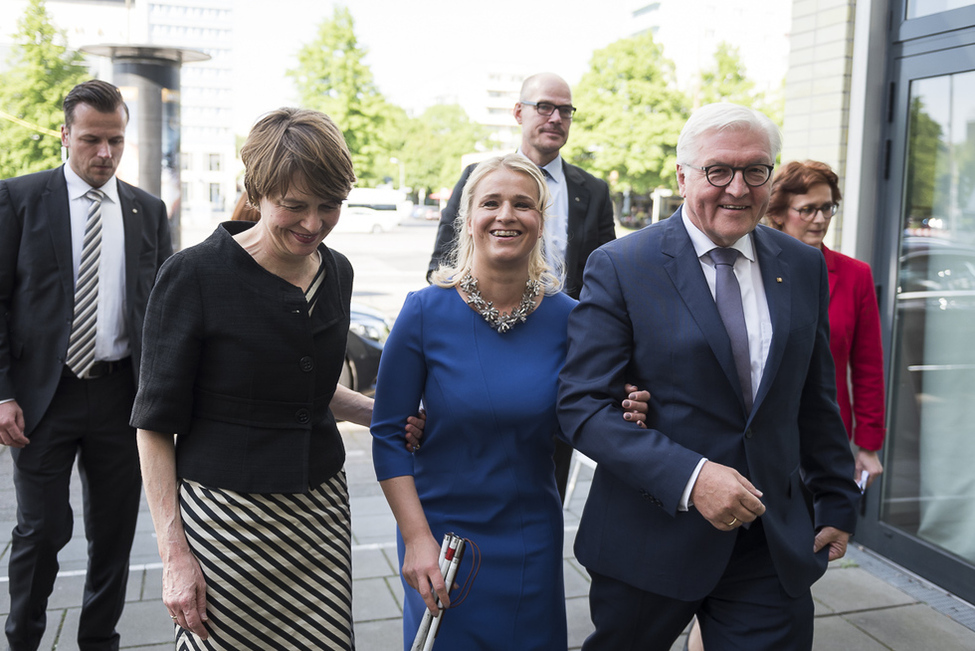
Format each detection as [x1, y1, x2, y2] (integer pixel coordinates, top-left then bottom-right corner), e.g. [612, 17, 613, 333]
[64, 164, 129, 362]
[517, 150, 569, 276]
[677, 211, 773, 510]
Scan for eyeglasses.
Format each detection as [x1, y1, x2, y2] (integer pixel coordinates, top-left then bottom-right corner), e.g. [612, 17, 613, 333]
[521, 100, 576, 120]
[682, 163, 774, 188]
[790, 203, 838, 220]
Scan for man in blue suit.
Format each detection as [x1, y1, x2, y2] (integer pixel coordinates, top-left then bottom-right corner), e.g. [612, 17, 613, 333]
[557, 103, 860, 650]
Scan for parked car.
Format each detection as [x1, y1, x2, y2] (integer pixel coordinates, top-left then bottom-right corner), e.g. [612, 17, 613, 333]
[335, 205, 402, 233]
[412, 204, 441, 220]
[341, 303, 392, 396]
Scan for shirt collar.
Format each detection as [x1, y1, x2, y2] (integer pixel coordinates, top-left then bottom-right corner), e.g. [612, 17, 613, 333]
[63, 163, 120, 204]
[680, 207, 756, 263]
[515, 149, 565, 184]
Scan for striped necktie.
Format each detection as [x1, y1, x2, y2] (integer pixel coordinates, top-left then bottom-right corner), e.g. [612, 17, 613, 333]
[66, 188, 104, 378]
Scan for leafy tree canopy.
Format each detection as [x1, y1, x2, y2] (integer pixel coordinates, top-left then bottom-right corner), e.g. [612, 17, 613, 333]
[565, 32, 689, 194]
[393, 104, 487, 195]
[0, 0, 88, 179]
[288, 5, 398, 185]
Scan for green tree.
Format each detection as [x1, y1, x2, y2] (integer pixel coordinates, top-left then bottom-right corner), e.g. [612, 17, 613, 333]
[288, 6, 396, 184]
[697, 42, 756, 107]
[393, 104, 487, 196]
[565, 32, 688, 194]
[0, 0, 88, 178]
[695, 42, 784, 132]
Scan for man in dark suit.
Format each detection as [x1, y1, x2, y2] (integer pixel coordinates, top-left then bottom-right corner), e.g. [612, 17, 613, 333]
[557, 103, 861, 650]
[0, 80, 172, 651]
[428, 72, 616, 500]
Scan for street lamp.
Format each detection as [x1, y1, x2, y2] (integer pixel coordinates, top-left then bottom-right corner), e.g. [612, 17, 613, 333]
[389, 156, 405, 190]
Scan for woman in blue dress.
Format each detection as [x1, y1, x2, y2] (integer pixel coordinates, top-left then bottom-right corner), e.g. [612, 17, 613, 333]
[370, 154, 647, 650]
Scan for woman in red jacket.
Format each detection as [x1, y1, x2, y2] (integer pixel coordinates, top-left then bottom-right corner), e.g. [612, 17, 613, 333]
[766, 160, 886, 485]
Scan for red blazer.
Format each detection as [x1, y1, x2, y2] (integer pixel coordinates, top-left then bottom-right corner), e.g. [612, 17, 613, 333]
[823, 245, 886, 451]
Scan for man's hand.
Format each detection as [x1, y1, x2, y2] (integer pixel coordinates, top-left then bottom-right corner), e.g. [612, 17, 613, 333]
[690, 461, 765, 531]
[0, 401, 28, 448]
[404, 408, 426, 453]
[813, 526, 851, 562]
[622, 384, 651, 429]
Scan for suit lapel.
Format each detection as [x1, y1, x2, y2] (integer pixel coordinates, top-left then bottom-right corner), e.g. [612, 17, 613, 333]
[660, 210, 747, 411]
[751, 226, 789, 415]
[44, 167, 75, 299]
[118, 180, 141, 315]
[562, 162, 590, 274]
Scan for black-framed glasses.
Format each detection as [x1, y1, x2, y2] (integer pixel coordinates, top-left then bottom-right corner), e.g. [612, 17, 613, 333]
[790, 203, 838, 220]
[521, 100, 576, 120]
[682, 163, 774, 188]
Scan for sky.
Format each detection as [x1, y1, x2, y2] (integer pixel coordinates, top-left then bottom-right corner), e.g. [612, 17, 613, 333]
[232, 0, 634, 133]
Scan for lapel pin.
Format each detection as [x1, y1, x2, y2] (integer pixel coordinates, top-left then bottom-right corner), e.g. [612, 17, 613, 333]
[574, 197, 580, 202]
[132, 208, 138, 213]
[776, 277, 782, 283]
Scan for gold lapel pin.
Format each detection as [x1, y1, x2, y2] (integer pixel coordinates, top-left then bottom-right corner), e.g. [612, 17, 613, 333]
[776, 277, 783, 283]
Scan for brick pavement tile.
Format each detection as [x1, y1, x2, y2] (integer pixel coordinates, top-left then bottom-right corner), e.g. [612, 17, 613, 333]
[567, 594, 594, 647]
[564, 558, 591, 599]
[116, 600, 176, 648]
[812, 615, 888, 650]
[813, 566, 917, 615]
[352, 577, 402, 622]
[353, 547, 395, 580]
[355, 617, 403, 651]
[846, 603, 975, 650]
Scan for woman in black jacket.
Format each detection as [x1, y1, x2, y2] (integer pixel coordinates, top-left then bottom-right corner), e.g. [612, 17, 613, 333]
[132, 107, 416, 649]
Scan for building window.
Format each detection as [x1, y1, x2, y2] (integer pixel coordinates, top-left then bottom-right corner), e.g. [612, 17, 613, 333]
[208, 153, 221, 171]
[209, 183, 222, 207]
[180, 153, 191, 171]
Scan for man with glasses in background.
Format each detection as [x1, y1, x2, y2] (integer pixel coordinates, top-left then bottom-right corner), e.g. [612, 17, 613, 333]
[557, 103, 861, 650]
[427, 71, 616, 503]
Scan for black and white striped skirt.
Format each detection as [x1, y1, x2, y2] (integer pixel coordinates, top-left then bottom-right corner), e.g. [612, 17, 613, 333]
[175, 471, 354, 650]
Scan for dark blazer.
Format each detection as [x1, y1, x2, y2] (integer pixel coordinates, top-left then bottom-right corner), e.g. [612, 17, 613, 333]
[822, 245, 886, 451]
[130, 222, 352, 494]
[557, 208, 861, 601]
[0, 165, 172, 434]
[427, 159, 616, 299]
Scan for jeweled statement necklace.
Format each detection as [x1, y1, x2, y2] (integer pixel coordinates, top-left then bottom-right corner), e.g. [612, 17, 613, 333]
[460, 273, 541, 334]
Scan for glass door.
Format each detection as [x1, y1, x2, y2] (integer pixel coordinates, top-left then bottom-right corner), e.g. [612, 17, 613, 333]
[869, 49, 975, 600]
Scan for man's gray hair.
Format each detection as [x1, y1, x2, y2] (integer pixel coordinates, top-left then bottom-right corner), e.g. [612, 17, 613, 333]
[676, 102, 782, 165]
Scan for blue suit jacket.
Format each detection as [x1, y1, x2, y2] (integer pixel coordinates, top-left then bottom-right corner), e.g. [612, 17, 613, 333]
[557, 208, 860, 600]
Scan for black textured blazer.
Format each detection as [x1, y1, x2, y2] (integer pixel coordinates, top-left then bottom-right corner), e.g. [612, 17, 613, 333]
[131, 221, 352, 493]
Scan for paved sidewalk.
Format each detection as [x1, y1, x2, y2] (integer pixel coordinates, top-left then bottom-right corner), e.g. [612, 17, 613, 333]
[1, 424, 975, 650]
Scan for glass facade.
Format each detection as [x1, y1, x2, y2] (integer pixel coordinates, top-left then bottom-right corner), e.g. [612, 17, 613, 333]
[885, 71, 975, 565]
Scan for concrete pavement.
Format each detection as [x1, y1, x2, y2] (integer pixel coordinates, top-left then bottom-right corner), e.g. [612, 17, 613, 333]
[1, 421, 975, 650]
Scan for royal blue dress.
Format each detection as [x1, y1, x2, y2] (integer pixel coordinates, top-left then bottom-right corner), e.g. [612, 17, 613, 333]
[371, 285, 573, 650]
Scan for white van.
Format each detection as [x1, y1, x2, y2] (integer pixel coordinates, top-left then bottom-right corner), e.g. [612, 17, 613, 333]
[336, 188, 411, 233]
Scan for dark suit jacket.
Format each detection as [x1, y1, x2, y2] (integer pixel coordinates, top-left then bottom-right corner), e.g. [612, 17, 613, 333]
[0, 165, 172, 435]
[557, 208, 860, 601]
[427, 158, 616, 299]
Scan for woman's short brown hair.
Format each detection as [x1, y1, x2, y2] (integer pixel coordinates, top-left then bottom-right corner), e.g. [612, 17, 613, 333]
[766, 160, 842, 229]
[240, 107, 356, 206]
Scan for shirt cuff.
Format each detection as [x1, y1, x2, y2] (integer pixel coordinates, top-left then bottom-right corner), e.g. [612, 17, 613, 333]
[679, 457, 708, 511]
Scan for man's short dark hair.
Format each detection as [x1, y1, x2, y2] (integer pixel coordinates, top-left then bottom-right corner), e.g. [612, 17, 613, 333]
[63, 80, 129, 128]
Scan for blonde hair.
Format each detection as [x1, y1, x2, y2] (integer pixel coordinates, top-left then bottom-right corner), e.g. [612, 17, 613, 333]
[431, 154, 563, 294]
[241, 107, 356, 206]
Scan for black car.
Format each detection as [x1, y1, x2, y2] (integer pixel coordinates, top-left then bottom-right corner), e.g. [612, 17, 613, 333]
[340, 303, 391, 396]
